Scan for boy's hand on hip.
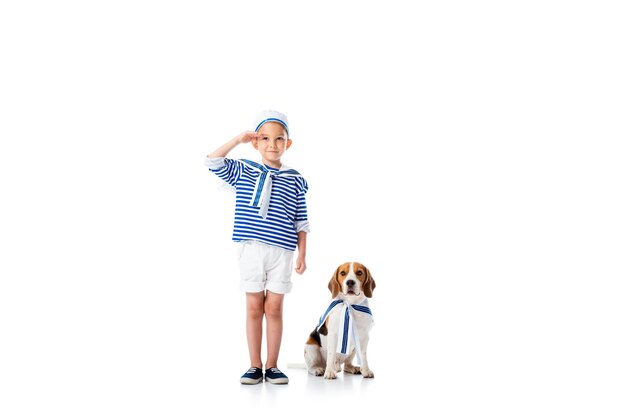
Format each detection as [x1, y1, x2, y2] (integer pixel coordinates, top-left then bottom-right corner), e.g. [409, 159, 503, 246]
[295, 256, 306, 275]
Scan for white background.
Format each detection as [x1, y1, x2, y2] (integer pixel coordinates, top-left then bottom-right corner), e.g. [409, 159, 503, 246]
[1, 1, 625, 417]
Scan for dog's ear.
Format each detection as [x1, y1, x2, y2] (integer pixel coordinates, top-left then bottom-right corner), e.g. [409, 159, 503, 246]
[363, 267, 376, 298]
[328, 267, 341, 298]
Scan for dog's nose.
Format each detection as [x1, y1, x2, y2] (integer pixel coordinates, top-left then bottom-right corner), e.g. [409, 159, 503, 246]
[346, 280, 355, 287]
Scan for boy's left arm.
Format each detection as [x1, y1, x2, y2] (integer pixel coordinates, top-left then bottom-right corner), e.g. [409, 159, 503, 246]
[295, 231, 307, 274]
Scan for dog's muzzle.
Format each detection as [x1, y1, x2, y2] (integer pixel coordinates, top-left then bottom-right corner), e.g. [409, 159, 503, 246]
[345, 280, 360, 296]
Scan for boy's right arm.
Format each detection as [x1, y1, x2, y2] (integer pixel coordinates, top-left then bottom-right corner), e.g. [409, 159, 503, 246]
[207, 131, 260, 158]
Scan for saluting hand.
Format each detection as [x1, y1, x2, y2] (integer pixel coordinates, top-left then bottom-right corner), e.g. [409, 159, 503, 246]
[236, 131, 262, 144]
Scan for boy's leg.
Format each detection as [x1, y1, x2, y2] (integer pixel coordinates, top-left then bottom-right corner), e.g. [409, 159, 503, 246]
[246, 291, 265, 368]
[264, 290, 284, 368]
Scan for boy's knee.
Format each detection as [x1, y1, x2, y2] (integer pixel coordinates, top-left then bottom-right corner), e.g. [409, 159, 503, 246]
[264, 299, 283, 318]
[247, 305, 264, 320]
[247, 297, 264, 319]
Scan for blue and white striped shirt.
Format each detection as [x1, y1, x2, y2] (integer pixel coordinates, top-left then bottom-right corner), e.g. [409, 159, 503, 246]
[205, 157, 309, 251]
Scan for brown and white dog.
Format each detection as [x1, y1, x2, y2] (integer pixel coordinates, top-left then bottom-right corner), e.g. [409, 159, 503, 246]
[304, 262, 376, 379]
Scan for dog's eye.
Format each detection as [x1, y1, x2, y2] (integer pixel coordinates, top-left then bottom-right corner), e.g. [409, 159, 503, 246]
[356, 271, 363, 276]
[340, 271, 346, 276]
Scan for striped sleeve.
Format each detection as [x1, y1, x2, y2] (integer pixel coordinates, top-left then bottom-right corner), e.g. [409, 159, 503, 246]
[204, 157, 242, 187]
[295, 177, 310, 233]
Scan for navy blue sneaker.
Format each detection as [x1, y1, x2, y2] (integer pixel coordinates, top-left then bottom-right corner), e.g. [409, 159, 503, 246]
[264, 367, 289, 384]
[240, 367, 263, 385]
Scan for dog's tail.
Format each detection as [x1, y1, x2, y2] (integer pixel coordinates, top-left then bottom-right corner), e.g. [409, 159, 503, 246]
[287, 362, 306, 369]
[288, 326, 322, 369]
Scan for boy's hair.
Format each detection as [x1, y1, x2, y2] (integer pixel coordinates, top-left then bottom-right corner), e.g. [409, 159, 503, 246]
[254, 110, 289, 137]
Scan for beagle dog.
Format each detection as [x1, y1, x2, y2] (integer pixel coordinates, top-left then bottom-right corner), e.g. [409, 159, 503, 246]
[304, 262, 376, 379]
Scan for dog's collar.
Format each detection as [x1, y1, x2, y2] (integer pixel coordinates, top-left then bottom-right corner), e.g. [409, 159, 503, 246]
[317, 298, 373, 365]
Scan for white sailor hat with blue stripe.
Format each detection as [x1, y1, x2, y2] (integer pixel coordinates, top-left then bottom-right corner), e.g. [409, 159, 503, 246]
[253, 110, 289, 136]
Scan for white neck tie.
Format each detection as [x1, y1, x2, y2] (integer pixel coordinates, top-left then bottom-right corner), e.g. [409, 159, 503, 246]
[241, 159, 302, 219]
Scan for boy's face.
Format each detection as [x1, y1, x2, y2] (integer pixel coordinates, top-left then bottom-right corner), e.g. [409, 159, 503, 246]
[252, 122, 292, 167]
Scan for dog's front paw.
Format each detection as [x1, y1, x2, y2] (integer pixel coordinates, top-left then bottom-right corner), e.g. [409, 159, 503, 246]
[312, 367, 325, 376]
[343, 364, 361, 374]
[361, 369, 374, 378]
[324, 369, 337, 379]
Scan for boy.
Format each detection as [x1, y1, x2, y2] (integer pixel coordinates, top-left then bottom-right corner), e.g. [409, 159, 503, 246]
[204, 110, 309, 385]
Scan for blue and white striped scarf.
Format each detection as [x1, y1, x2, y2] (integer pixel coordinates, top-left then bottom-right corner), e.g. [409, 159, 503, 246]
[317, 298, 373, 365]
[240, 159, 302, 219]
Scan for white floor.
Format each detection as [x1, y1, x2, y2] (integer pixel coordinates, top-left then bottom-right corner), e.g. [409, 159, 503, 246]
[238, 365, 378, 401]
[211, 363, 398, 417]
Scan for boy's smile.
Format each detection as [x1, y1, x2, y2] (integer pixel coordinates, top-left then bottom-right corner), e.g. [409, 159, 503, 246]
[252, 122, 292, 169]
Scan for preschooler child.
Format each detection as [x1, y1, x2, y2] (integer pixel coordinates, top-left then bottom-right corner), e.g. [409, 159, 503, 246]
[205, 110, 309, 384]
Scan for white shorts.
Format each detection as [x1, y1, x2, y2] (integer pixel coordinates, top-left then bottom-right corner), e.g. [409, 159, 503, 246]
[236, 240, 294, 294]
